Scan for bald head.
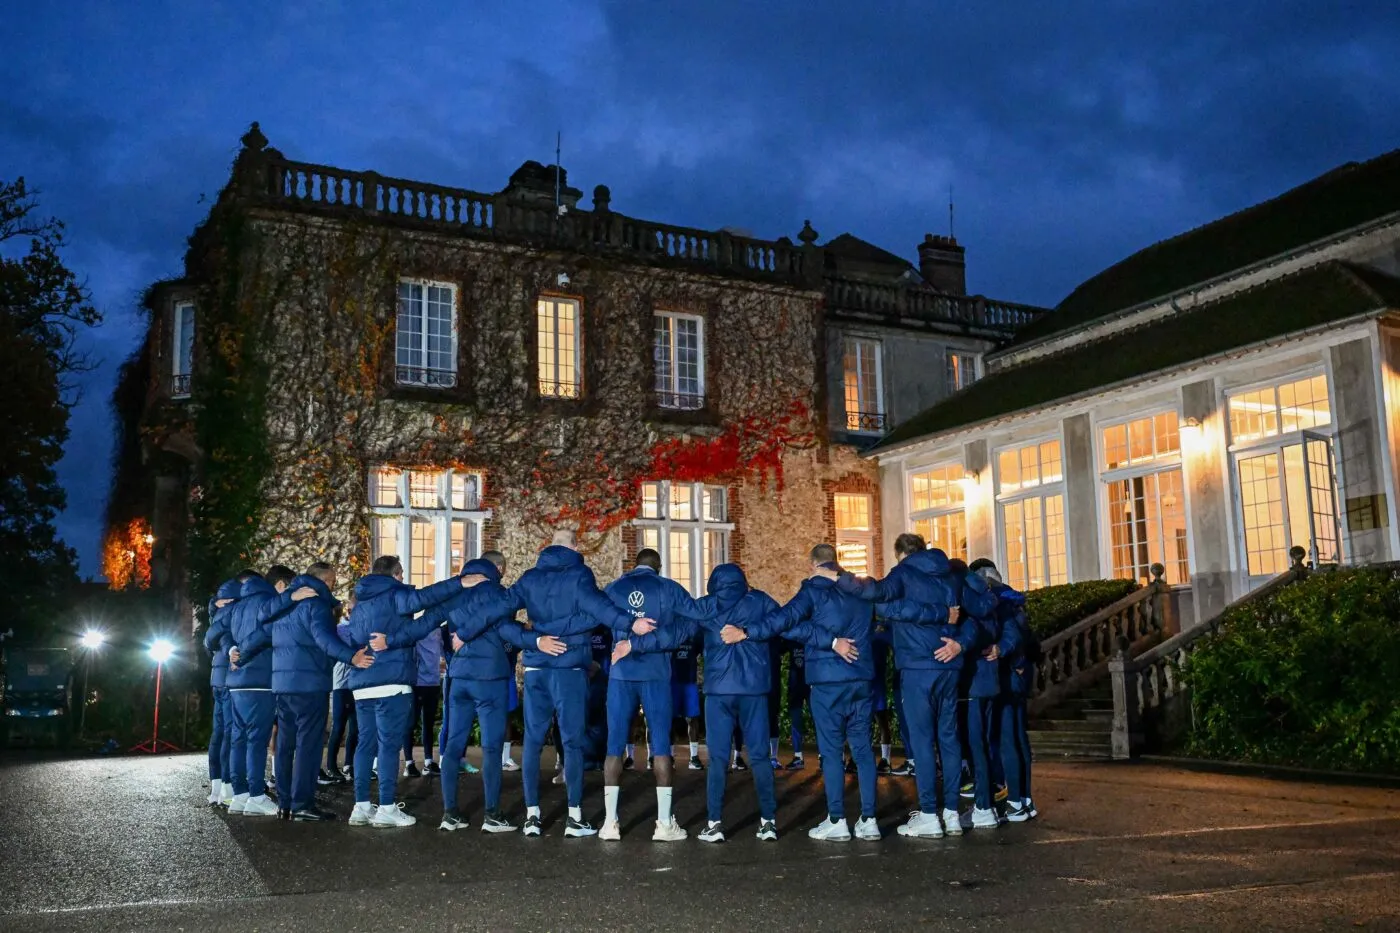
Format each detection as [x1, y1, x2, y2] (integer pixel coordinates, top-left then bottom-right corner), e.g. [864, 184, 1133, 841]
[552, 529, 578, 551]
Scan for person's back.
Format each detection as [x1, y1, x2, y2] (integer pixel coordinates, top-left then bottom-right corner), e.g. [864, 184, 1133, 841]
[793, 576, 874, 685]
[512, 545, 622, 670]
[344, 571, 458, 691]
[272, 572, 344, 694]
[604, 565, 694, 682]
[693, 566, 777, 696]
[440, 558, 524, 682]
[227, 576, 291, 689]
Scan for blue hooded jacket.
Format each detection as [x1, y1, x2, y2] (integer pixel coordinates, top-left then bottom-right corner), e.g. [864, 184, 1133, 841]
[271, 574, 358, 694]
[954, 571, 1003, 698]
[508, 546, 633, 670]
[426, 559, 530, 682]
[988, 582, 1033, 697]
[744, 564, 873, 685]
[343, 573, 462, 691]
[204, 578, 242, 688]
[226, 577, 296, 689]
[838, 548, 978, 672]
[411, 630, 445, 687]
[604, 566, 703, 682]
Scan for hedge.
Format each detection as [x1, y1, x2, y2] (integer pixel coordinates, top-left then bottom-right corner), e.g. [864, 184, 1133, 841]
[1185, 567, 1400, 773]
[1024, 578, 1141, 639]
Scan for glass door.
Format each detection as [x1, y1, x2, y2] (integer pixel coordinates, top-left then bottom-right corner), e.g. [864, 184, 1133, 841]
[1235, 436, 1341, 584]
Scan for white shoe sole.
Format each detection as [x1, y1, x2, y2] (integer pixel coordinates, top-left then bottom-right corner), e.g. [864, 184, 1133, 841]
[653, 832, 687, 842]
[897, 826, 944, 838]
[699, 833, 725, 844]
[439, 820, 466, 831]
[480, 823, 517, 834]
[564, 828, 597, 838]
[856, 831, 881, 841]
[599, 830, 621, 841]
[809, 831, 852, 842]
[371, 818, 416, 828]
[349, 813, 374, 826]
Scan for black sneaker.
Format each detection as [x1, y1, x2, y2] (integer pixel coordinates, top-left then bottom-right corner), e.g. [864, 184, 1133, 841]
[481, 810, 517, 834]
[844, 758, 857, 775]
[424, 761, 441, 776]
[622, 757, 635, 771]
[731, 757, 749, 772]
[784, 756, 806, 771]
[876, 758, 892, 775]
[404, 762, 422, 778]
[293, 807, 337, 822]
[564, 817, 598, 838]
[688, 757, 705, 771]
[890, 760, 914, 777]
[646, 757, 654, 771]
[439, 810, 467, 831]
[277, 808, 293, 821]
[522, 815, 542, 837]
[316, 769, 338, 786]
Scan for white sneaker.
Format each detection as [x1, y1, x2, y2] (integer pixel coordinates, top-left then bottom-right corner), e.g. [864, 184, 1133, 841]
[1005, 800, 1032, 823]
[756, 820, 778, 842]
[227, 792, 249, 815]
[349, 802, 376, 826]
[207, 781, 222, 806]
[698, 822, 725, 844]
[652, 817, 687, 842]
[897, 811, 945, 838]
[219, 784, 234, 807]
[599, 818, 621, 841]
[1026, 798, 1039, 819]
[242, 794, 278, 817]
[552, 772, 566, 785]
[502, 758, 521, 772]
[854, 817, 881, 841]
[942, 808, 964, 836]
[807, 817, 852, 842]
[371, 802, 416, 827]
[971, 807, 1000, 829]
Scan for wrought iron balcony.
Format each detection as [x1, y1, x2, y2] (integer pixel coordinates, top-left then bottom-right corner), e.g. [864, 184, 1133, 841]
[844, 410, 886, 433]
[656, 390, 706, 411]
[171, 374, 191, 398]
[539, 379, 582, 400]
[395, 366, 458, 388]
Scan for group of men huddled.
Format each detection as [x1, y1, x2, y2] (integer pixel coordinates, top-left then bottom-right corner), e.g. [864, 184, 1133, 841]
[202, 527, 1039, 843]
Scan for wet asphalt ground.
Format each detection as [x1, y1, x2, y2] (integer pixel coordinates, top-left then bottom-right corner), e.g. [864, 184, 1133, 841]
[2, 749, 1399, 932]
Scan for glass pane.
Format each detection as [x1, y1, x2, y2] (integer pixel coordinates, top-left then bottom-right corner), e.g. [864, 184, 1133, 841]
[702, 486, 726, 522]
[669, 483, 694, 521]
[1230, 386, 1279, 444]
[1039, 441, 1063, 484]
[641, 482, 663, 519]
[424, 284, 454, 375]
[675, 317, 701, 397]
[1280, 375, 1331, 433]
[1045, 495, 1067, 586]
[653, 315, 672, 393]
[668, 530, 693, 593]
[911, 465, 963, 511]
[373, 516, 400, 561]
[409, 518, 436, 587]
[1304, 438, 1340, 563]
[702, 530, 727, 592]
[834, 494, 871, 531]
[1283, 444, 1311, 570]
[1002, 501, 1027, 592]
[1159, 468, 1189, 585]
[397, 282, 424, 372]
[1155, 412, 1180, 457]
[836, 538, 871, 577]
[638, 527, 661, 554]
[1103, 424, 1128, 470]
[998, 449, 1021, 495]
[370, 468, 402, 508]
[1024, 497, 1046, 589]
[1238, 453, 1285, 576]
[408, 471, 440, 509]
[450, 519, 477, 573]
[1020, 446, 1040, 489]
[1128, 418, 1153, 464]
[176, 304, 195, 376]
[450, 473, 479, 511]
[537, 299, 581, 398]
[914, 512, 967, 562]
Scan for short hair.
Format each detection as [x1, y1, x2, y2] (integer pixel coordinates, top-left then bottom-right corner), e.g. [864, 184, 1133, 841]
[636, 548, 662, 571]
[809, 543, 837, 564]
[968, 558, 997, 575]
[236, 568, 262, 583]
[552, 529, 578, 549]
[371, 555, 402, 576]
[894, 533, 927, 558]
[948, 558, 968, 576]
[306, 561, 334, 582]
[266, 564, 296, 588]
[481, 550, 505, 572]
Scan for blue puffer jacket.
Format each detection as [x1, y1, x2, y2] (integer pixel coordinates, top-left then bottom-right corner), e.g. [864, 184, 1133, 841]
[509, 546, 632, 670]
[639, 563, 777, 696]
[605, 566, 703, 682]
[204, 578, 242, 688]
[412, 630, 444, 687]
[956, 571, 1003, 698]
[271, 575, 358, 693]
[746, 564, 873, 685]
[343, 573, 462, 691]
[989, 582, 1033, 697]
[427, 559, 529, 682]
[839, 548, 978, 672]
[227, 577, 295, 689]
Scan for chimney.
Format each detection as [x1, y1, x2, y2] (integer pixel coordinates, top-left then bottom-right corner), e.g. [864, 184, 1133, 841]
[501, 160, 581, 209]
[918, 234, 966, 295]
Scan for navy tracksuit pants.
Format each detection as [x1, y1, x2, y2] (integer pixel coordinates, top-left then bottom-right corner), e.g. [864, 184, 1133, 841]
[522, 668, 587, 809]
[999, 695, 1032, 804]
[900, 668, 962, 814]
[810, 681, 877, 820]
[353, 691, 413, 805]
[229, 689, 275, 797]
[274, 691, 328, 812]
[966, 696, 997, 810]
[704, 694, 776, 823]
[326, 688, 356, 771]
[442, 677, 509, 814]
[208, 686, 231, 781]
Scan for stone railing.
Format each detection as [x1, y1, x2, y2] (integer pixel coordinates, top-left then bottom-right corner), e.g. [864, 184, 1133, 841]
[826, 275, 1048, 333]
[1108, 549, 1310, 759]
[1027, 565, 1175, 718]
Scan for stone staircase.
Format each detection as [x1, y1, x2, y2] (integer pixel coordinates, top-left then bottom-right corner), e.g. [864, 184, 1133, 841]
[1028, 683, 1114, 760]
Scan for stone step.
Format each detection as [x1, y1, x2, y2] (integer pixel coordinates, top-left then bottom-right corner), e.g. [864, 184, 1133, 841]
[1028, 718, 1111, 733]
[1028, 731, 1114, 756]
[1032, 745, 1113, 761]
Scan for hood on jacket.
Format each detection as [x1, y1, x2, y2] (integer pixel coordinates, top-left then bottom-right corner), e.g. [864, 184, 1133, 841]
[240, 576, 276, 599]
[707, 563, 749, 610]
[289, 573, 339, 607]
[991, 582, 1027, 608]
[353, 572, 402, 602]
[460, 558, 502, 583]
[216, 579, 243, 601]
[902, 548, 951, 575]
[961, 570, 999, 618]
[535, 545, 584, 572]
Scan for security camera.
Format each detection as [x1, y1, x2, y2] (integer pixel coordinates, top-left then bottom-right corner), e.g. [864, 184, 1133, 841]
[557, 204, 568, 216]
[557, 272, 570, 287]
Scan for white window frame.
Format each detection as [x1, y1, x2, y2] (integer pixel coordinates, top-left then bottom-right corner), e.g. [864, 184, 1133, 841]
[368, 467, 490, 583]
[1096, 408, 1192, 586]
[906, 461, 969, 562]
[946, 350, 979, 393]
[994, 435, 1070, 591]
[538, 296, 582, 399]
[843, 336, 885, 433]
[653, 311, 706, 410]
[833, 492, 877, 577]
[172, 300, 195, 398]
[633, 480, 734, 598]
[395, 278, 458, 388]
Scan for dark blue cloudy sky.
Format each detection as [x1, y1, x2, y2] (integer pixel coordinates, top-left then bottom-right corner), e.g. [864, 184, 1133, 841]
[3, 1, 1398, 576]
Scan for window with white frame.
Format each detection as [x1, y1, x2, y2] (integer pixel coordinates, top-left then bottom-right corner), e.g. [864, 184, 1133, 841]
[369, 467, 487, 586]
[842, 337, 884, 432]
[537, 297, 581, 399]
[1227, 372, 1340, 577]
[908, 463, 968, 561]
[997, 439, 1067, 591]
[1100, 411, 1189, 586]
[633, 481, 731, 597]
[946, 351, 977, 393]
[172, 301, 195, 398]
[396, 280, 457, 387]
[833, 493, 875, 577]
[654, 312, 705, 410]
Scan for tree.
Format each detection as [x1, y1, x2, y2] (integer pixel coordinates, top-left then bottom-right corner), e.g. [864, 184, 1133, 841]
[0, 178, 100, 640]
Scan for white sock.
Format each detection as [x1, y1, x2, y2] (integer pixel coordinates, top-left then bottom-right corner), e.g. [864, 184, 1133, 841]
[502, 743, 511, 763]
[689, 742, 699, 758]
[769, 739, 779, 757]
[604, 786, 620, 823]
[626, 743, 635, 759]
[794, 750, 804, 759]
[731, 749, 739, 764]
[657, 787, 673, 824]
[881, 744, 891, 760]
[210, 779, 222, 793]
[424, 757, 434, 766]
[527, 805, 540, 818]
[568, 806, 582, 822]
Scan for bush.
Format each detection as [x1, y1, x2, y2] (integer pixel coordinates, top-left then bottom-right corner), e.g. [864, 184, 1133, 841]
[1024, 578, 1141, 639]
[1185, 567, 1400, 773]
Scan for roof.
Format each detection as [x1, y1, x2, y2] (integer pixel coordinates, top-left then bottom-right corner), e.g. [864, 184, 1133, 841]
[823, 233, 915, 271]
[1011, 147, 1400, 346]
[869, 262, 1400, 453]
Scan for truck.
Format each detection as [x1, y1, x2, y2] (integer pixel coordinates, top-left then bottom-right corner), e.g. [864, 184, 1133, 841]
[1, 648, 75, 747]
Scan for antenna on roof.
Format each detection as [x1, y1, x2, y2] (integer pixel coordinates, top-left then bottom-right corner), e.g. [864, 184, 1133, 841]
[554, 131, 563, 215]
[949, 184, 955, 239]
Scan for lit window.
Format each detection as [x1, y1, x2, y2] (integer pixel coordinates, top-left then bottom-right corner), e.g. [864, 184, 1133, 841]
[997, 440, 1067, 590]
[834, 493, 875, 577]
[843, 337, 884, 432]
[396, 280, 457, 387]
[633, 481, 731, 597]
[654, 312, 705, 409]
[1236, 437, 1341, 577]
[369, 467, 487, 580]
[997, 440, 1062, 496]
[538, 297, 581, 399]
[946, 352, 977, 393]
[1228, 374, 1330, 445]
[1101, 412, 1188, 586]
[908, 464, 967, 561]
[172, 301, 195, 398]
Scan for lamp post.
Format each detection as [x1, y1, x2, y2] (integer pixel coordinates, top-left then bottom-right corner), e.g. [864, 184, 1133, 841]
[130, 639, 180, 754]
[77, 629, 105, 739]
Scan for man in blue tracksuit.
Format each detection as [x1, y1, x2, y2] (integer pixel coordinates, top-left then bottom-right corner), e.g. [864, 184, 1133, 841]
[226, 565, 306, 817]
[670, 629, 705, 770]
[732, 544, 879, 842]
[599, 548, 701, 842]
[953, 566, 1005, 830]
[427, 552, 530, 833]
[971, 559, 1037, 823]
[831, 534, 978, 838]
[403, 623, 445, 778]
[203, 576, 244, 807]
[342, 555, 473, 828]
[782, 642, 810, 769]
[271, 562, 374, 821]
[511, 529, 653, 839]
